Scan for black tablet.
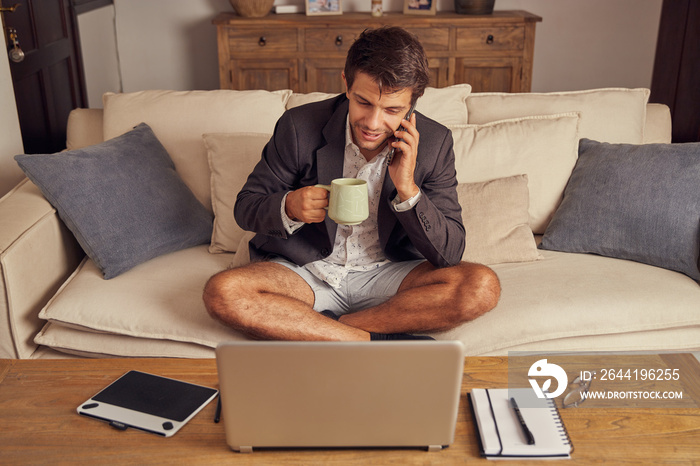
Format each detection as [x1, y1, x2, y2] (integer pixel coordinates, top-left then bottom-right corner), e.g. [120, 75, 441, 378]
[77, 370, 218, 437]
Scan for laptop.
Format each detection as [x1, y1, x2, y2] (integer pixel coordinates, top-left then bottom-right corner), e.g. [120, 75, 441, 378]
[215, 340, 465, 453]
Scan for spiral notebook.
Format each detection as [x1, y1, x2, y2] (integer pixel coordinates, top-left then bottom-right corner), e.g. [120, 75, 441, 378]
[469, 388, 573, 459]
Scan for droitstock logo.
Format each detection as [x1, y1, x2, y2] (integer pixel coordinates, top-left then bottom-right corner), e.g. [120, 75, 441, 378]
[528, 359, 568, 399]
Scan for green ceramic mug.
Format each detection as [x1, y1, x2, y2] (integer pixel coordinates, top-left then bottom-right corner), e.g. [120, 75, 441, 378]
[315, 178, 369, 225]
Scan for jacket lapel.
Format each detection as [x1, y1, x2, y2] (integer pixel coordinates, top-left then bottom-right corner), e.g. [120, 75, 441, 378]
[317, 104, 346, 184]
[378, 169, 398, 249]
[316, 96, 349, 244]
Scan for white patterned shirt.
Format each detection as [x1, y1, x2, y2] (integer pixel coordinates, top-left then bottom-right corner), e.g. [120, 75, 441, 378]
[281, 117, 421, 288]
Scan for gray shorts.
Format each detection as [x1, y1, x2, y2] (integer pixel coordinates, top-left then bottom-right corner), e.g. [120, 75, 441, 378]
[271, 258, 424, 316]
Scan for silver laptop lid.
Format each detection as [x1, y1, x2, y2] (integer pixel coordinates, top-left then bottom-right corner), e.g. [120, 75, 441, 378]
[215, 341, 465, 453]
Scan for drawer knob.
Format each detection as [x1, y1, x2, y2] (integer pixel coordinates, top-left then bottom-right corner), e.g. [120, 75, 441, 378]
[335, 35, 343, 46]
[258, 36, 267, 46]
[486, 34, 494, 45]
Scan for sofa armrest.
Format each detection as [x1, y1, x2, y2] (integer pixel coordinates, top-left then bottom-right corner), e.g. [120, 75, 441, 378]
[643, 103, 672, 144]
[0, 179, 84, 358]
[66, 108, 104, 150]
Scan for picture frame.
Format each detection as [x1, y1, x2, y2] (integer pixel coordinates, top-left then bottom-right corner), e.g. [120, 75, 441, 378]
[403, 0, 436, 15]
[306, 0, 342, 16]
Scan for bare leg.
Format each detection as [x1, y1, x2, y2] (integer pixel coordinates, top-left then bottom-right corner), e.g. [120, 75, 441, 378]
[203, 262, 370, 341]
[338, 261, 501, 334]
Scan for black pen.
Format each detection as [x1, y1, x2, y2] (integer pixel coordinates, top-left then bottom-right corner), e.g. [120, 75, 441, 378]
[214, 396, 222, 423]
[510, 397, 535, 445]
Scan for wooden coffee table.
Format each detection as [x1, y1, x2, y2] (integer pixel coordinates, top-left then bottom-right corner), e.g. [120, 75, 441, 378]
[1, 354, 699, 464]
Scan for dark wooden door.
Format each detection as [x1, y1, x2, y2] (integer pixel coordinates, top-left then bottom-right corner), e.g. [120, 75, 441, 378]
[2, 0, 86, 154]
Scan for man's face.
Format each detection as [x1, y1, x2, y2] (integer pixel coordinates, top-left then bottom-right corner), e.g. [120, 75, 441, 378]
[344, 71, 413, 160]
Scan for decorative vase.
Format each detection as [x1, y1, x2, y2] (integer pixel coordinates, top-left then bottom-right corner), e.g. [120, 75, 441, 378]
[229, 0, 275, 18]
[454, 0, 495, 15]
[371, 0, 383, 17]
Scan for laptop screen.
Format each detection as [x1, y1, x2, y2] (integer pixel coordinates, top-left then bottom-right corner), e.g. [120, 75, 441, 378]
[216, 340, 465, 452]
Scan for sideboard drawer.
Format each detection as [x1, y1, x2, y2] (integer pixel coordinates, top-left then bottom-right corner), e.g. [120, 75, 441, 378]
[456, 26, 524, 51]
[228, 28, 298, 54]
[304, 27, 450, 54]
[406, 27, 450, 51]
[305, 28, 364, 53]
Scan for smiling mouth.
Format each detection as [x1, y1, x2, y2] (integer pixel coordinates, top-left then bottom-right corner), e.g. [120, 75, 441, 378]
[358, 127, 388, 142]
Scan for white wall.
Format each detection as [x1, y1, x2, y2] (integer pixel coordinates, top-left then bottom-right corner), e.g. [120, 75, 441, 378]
[81, 0, 662, 96]
[498, 0, 662, 92]
[0, 38, 25, 196]
[113, 0, 231, 92]
[77, 5, 122, 107]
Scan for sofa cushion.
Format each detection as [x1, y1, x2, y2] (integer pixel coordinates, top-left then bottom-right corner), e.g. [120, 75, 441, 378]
[287, 84, 472, 126]
[14, 123, 213, 279]
[481, 327, 700, 356]
[458, 175, 540, 265]
[66, 108, 104, 150]
[540, 139, 700, 280]
[467, 88, 649, 143]
[436, 250, 700, 355]
[205, 132, 271, 253]
[643, 103, 672, 144]
[35, 322, 216, 358]
[35, 248, 700, 358]
[287, 92, 338, 109]
[102, 89, 292, 212]
[36, 245, 245, 350]
[450, 113, 581, 234]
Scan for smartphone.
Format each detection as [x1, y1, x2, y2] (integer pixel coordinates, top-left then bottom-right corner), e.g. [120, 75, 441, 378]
[386, 101, 418, 166]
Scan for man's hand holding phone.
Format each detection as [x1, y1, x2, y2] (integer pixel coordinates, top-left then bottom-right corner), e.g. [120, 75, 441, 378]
[388, 112, 421, 203]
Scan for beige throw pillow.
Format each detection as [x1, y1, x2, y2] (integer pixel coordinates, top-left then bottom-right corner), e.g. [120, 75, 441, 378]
[102, 89, 291, 211]
[467, 88, 649, 143]
[286, 84, 471, 126]
[204, 132, 272, 253]
[450, 113, 581, 234]
[227, 177, 540, 268]
[229, 231, 256, 268]
[458, 175, 540, 265]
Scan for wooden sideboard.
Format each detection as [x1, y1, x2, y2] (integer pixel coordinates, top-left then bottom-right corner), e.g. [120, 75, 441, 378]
[214, 11, 541, 93]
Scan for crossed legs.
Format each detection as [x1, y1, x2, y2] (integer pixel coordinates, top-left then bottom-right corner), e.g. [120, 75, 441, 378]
[202, 260, 500, 341]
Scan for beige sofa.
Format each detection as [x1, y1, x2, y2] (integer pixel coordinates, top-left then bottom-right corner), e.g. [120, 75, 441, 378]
[2, 86, 699, 359]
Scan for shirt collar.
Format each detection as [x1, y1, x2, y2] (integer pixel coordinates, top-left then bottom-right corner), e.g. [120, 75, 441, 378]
[345, 115, 355, 151]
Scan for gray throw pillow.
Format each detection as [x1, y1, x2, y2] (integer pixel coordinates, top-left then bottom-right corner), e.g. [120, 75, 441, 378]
[15, 123, 213, 279]
[540, 138, 700, 281]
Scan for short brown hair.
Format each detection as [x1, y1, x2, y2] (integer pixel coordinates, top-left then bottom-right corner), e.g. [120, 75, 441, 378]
[344, 27, 430, 104]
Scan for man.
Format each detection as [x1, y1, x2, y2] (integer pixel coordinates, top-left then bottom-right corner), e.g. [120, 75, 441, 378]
[203, 27, 500, 341]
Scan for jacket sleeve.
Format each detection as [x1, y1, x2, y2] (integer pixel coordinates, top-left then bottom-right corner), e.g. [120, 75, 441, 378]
[234, 111, 301, 240]
[392, 126, 465, 268]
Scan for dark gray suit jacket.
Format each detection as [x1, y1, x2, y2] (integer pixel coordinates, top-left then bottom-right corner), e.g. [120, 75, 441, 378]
[234, 94, 465, 268]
